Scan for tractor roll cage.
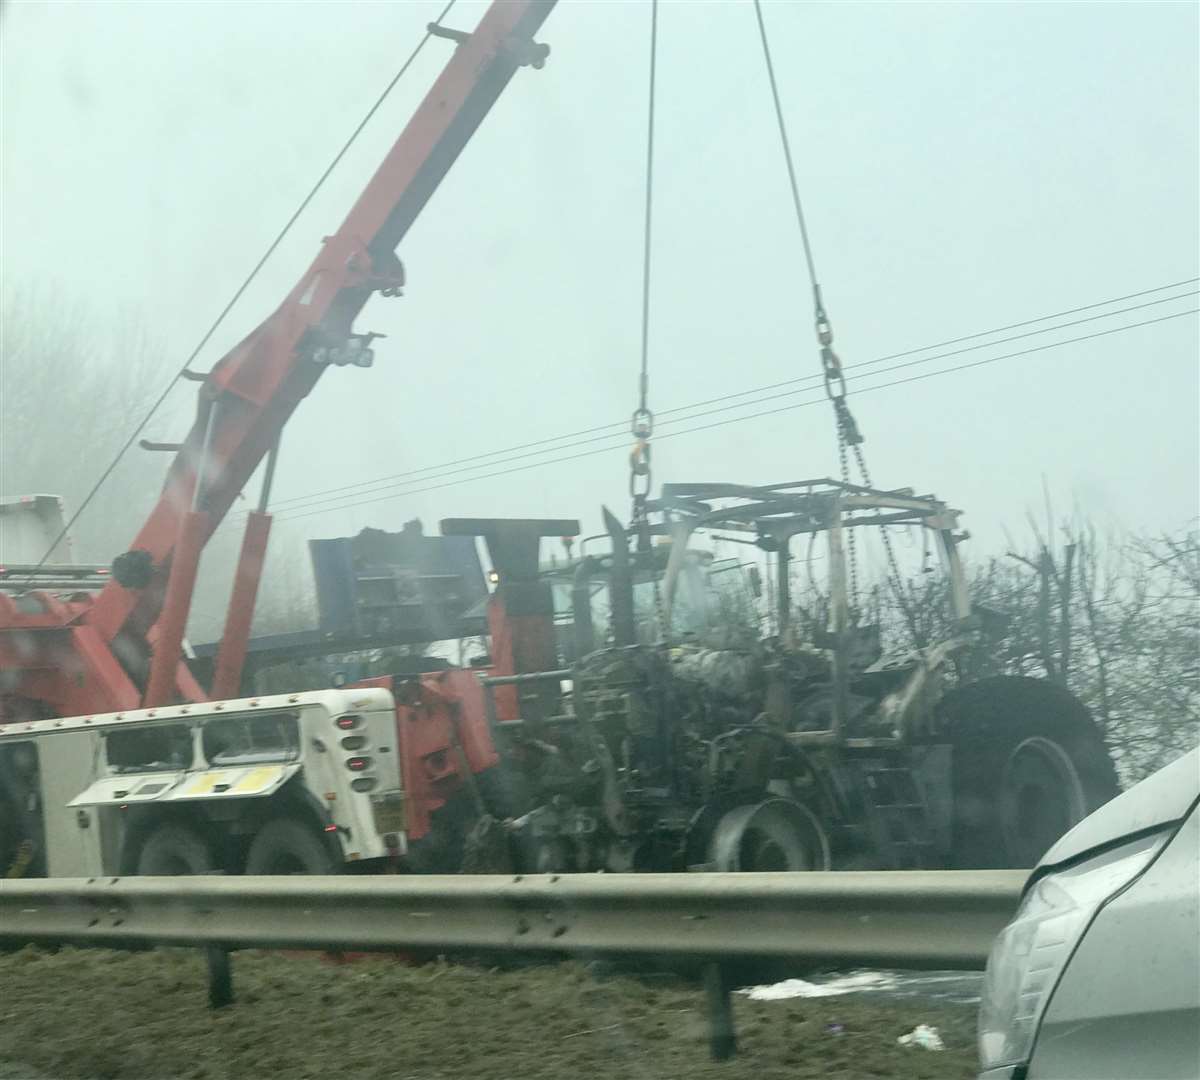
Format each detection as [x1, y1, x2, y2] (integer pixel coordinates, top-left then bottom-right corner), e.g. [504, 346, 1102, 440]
[646, 479, 972, 635]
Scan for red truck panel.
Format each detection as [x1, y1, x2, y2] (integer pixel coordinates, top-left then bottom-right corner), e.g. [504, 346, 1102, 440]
[354, 671, 499, 842]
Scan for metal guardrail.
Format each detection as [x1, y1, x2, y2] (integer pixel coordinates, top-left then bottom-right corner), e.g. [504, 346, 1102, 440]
[0, 870, 1025, 1059]
[0, 870, 1024, 962]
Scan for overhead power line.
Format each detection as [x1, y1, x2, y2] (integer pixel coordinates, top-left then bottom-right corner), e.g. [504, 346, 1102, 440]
[271, 306, 1197, 525]
[263, 278, 1198, 512]
[653, 309, 1198, 445]
[647, 290, 1197, 433]
[260, 285, 1198, 518]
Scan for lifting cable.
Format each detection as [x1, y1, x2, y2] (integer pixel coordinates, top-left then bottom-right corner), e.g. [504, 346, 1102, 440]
[627, 0, 663, 640]
[629, 0, 659, 530]
[752, 0, 920, 642]
[24, 0, 458, 581]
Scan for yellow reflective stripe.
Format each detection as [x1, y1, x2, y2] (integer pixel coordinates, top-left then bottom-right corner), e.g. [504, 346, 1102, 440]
[231, 767, 281, 793]
[183, 772, 228, 795]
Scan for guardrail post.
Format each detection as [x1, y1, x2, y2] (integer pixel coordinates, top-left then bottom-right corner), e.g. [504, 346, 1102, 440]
[199, 871, 234, 1009]
[703, 961, 737, 1061]
[206, 946, 234, 1009]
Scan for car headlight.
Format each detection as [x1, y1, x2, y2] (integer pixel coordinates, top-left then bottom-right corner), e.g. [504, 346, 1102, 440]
[978, 830, 1168, 1071]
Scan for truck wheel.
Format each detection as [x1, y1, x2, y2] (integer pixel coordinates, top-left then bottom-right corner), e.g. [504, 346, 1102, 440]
[244, 818, 340, 875]
[941, 676, 1119, 869]
[136, 823, 214, 875]
[0, 801, 20, 876]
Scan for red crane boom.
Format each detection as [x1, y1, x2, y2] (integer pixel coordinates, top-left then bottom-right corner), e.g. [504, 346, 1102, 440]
[0, 1, 556, 721]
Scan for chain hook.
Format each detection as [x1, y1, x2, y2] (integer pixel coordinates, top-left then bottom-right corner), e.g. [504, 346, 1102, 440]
[629, 440, 652, 495]
[629, 405, 654, 499]
[814, 285, 834, 347]
[821, 345, 849, 400]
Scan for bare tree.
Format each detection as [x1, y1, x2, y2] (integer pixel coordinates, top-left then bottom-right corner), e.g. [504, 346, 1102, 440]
[0, 289, 181, 562]
[783, 516, 1199, 785]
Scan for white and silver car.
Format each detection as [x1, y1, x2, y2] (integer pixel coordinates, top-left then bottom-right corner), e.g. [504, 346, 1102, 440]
[979, 746, 1199, 1080]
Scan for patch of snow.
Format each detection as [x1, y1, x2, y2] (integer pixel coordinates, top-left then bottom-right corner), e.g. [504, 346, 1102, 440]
[898, 1024, 946, 1050]
[739, 968, 984, 1005]
[740, 971, 902, 1000]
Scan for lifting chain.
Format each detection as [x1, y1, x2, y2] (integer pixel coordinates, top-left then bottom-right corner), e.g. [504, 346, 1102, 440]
[849, 429, 922, 646]
[816, 286, 863, 451]
[629, 402, 666, 641]
[837, 429, 861, 616]
[822, 294, 919, 643]
[820, 286, 863, 618]
[754, 0, 925, 649]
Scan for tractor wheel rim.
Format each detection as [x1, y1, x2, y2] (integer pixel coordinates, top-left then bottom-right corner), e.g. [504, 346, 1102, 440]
[707, 799, 831, 872]
[1000, 736, 1087, 865]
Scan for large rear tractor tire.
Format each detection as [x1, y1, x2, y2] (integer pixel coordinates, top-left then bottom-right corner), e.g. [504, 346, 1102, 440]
[940, 676, 1119, 869]
[136, 822, 215, 876]
[244, 818, 340, 875]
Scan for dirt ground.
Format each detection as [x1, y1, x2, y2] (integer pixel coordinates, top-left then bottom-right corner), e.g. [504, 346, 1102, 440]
[0, 947, 980, 1080]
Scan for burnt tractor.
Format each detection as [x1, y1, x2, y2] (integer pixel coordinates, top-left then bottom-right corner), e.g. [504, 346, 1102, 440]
[484, 480, 1118, 873]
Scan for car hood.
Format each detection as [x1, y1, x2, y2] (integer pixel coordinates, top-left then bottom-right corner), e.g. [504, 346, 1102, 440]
[1039, 746, 1200, 869]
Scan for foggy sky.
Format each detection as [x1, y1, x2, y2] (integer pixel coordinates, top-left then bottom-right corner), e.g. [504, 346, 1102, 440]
[3, 0, 1198, 587]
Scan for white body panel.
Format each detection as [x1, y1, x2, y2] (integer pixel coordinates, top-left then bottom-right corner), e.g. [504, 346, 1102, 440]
[0, 687, 406, 874]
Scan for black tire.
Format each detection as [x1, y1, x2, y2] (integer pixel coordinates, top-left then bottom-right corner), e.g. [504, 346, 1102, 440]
[403, 792, 477, 874]
[136, 822, 214, 875]
[940, 676, 1120, 869]
[0, 748, 44, 879]
[244, 817, 340, 875]
[0, 798, 21, 876]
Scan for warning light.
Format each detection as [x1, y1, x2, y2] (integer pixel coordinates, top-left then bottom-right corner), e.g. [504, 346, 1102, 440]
[346, 756, 372, 772]
[335, 714, 361, 730]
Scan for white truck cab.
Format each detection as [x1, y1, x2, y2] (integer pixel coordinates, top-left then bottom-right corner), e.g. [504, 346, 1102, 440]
[0, 687, 405, 878]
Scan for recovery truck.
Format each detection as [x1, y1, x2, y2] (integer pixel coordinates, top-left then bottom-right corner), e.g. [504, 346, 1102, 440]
[0, 0, 560, 878]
